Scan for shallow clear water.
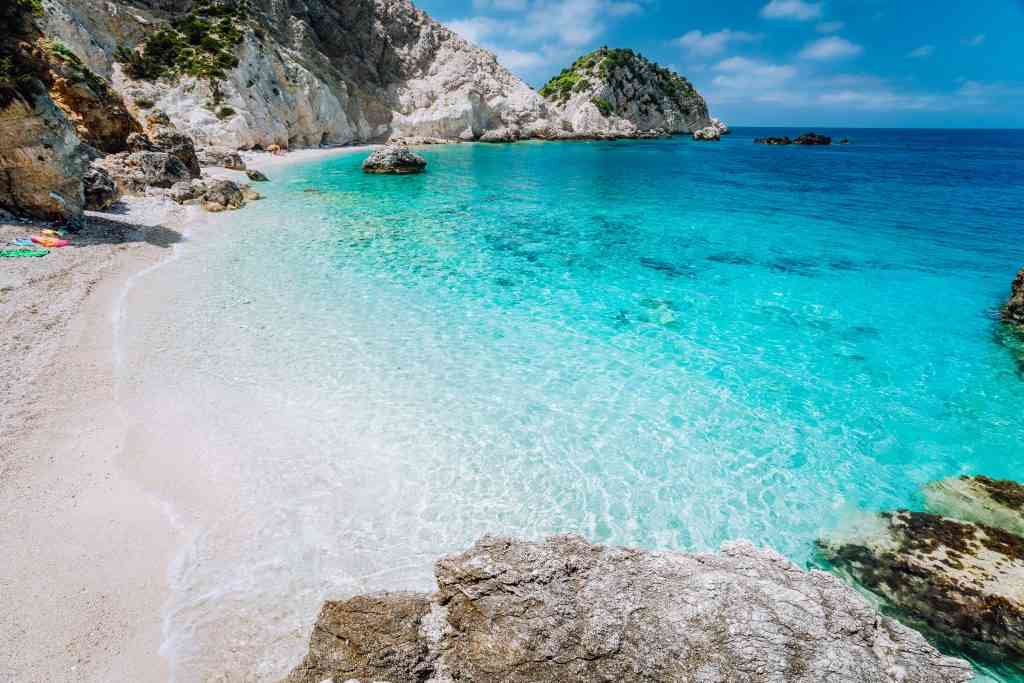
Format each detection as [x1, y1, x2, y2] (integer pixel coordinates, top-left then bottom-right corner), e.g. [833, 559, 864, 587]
[121, 129, 1024, 681]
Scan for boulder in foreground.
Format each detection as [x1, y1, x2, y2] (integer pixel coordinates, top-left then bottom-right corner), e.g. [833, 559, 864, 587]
[281, 534, 972, 683]
[819, 510, 1024, 663]
[362, 146, 427, 174]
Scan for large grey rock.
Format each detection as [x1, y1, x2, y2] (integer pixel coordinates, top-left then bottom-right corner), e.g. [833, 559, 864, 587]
[200, 179, 245, 212]
[362, 146, 427, 175]
[146, 125, 201, 177]
[1005, 267, 1024, 330]
[167, 179, 207, 205]
[198, 147, 246, 170]
[0, 89, 86, 223]
[478, 127, 519, 143]
[97, 151, 192, 192]
[693, 125, 721, 141]
[925, 475, 1024, 537]
[819, 510, 1024, 663]
[282, 535, 973, 683]
[82, 164, 121, 210]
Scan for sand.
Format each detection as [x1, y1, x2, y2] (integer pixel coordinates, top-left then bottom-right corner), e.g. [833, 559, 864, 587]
[0, 146, 375, 682]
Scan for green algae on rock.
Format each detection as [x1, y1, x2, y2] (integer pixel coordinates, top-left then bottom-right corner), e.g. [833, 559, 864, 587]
[925, 475, 1024, 537]
[819, 509, 1024, 665]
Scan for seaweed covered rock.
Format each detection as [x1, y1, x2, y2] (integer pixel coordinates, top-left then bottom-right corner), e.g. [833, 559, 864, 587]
[1004, 267, 1024, 330]
[925, 475, 1024, 537]
[281, 535, 972, 683]
[819, 510, 1024, 663]
[362, 146, 427, 175]
[82, 164, 120, 210]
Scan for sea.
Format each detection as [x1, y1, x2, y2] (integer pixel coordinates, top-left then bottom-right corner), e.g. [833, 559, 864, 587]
[117, 128, 1024, 681]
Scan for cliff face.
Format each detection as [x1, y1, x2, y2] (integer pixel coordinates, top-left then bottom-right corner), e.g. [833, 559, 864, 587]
[40, 0, 559, 149]
[540, 47, 711, 137]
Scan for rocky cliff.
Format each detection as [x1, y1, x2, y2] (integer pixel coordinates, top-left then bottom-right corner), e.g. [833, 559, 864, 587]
[540, 47, 711, 138]
[280, 535, 973, 683]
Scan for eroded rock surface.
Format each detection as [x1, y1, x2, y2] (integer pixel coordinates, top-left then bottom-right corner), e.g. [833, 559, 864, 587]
[925, 475, 1024, 537]
[82, 164, 120, 210]
[362, 146, 427, 175]
[201, 179, 245, 212]
[96, 150, 191, 192]
[820, 510, 1024, 662]
[281, 534, 973, 683]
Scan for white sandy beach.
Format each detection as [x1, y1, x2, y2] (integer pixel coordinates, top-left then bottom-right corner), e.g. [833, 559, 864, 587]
[0, 145, 372, 682]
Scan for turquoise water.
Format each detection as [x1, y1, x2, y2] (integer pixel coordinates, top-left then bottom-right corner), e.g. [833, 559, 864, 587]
[122, 130, 1024, 680]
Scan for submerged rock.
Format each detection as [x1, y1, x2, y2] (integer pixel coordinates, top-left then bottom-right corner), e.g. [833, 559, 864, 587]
[362, 146, 427, 174]
[819, 510, 1024, 663]
[281, 534, 972, 683]
[793, 132, 832, 145]
[925, 475, 1024, 537]
[1004, 267, 1024, 330]
[82, 165, 120, 210]
[692, 125, 721, 141]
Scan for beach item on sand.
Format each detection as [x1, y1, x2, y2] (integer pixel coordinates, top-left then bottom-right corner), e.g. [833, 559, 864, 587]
[11, 238, 33, 246]
[0, 248, 49, 257]
[31, 235, 69, 248]
[41, 228, 66, 238]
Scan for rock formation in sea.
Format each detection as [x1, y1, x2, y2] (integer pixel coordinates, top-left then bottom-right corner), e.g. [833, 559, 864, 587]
[693, 125, 721, 141]
[925, 475, 1024, 536]
[362, 145, 427, 174]
[755, 133, 832, 146]
[280, 534, 972, 683]
[539, 47, 711, 138]
[1004, 267, 1024, 330]
[819, 508, 1024, 664]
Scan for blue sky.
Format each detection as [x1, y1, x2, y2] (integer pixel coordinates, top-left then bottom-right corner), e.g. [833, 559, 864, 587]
[415, 0, 1024, 127]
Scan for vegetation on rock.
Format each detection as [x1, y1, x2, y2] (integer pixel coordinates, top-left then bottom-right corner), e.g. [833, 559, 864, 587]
[0, 0, 46, 106]
[115, 0, 249, 91]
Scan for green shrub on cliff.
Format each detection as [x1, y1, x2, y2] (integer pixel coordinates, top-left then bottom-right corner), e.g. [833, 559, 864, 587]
[115, 0, 248, 85]
[0, 0, 46, 106]
[591, 97, 612, 117]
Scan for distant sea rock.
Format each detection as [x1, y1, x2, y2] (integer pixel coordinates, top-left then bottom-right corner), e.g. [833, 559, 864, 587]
[755, 136, 792, 145]
[755, 133, 832, 146]
[362, 146, 427, 174]
[1004, 267, 1024, 331]
[538, 47, 713, 138]
[819, 508, 1024, 663]
[280, 534, 971, 683]
[692, 125, 721, 141]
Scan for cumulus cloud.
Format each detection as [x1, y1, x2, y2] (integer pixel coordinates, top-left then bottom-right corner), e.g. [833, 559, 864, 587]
[962, 33, 986, 46]
[799, 36, 863, 60]
[673, 29, 759, 57]
[760, 0, 822, 21]
[907, 45, 934, 58]
[815, 21, 844, 33]
[472, 0, 529, 10]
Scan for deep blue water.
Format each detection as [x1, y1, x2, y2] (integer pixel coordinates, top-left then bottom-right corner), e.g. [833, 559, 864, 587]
[124, 129, 1024, 679]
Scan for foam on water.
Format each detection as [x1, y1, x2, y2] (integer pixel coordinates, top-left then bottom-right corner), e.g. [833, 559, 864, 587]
[118, 131, 1024, 681]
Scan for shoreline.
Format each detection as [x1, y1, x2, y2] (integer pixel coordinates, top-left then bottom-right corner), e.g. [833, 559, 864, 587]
[0, 143, 376, 682]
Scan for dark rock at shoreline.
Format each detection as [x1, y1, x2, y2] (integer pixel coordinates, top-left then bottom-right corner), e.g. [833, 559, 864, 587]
[281, 534, 972, 683]
[1004, 267, 1024, 330]
[794, 132, 832, 145]
[201, 179, 245, 212]
[819, 509, 1024, 663]
[246, 169, 269, 182]
[362, 146, 427, 174]
[146, 125, 201, 178]
[82, 165, 120, 210]
[478, 127, 519, 143]
[754, 136, 792, 145]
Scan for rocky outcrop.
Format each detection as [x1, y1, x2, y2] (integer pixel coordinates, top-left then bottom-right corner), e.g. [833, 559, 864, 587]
[197, 147, 245, 170]
[145, 121, 201, 177]
[693, 125, 721, 141]
[245, 169, 268, 182]
[710, 117, 730, 135]
[1004, 267, 1024, 330]
[539, 48, 711, 138]
[755, 136, 792, 145]
[925, 475, 1024, 537]
[282, 534, 972, 683]
[82, 164, 120, 209]
[200, 178, 245, 212]
[95, 150, 191, 192]
[362, 146, 427, 174]
[794, 132, 831, 145]
[819, 509, 1024, 662]
[0, 88, 87, 222]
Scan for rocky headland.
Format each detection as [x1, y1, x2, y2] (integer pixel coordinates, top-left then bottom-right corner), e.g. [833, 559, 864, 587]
[281, 534, 972, 683]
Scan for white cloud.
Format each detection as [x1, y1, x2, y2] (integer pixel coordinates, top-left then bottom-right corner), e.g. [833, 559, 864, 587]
[706, 56, 800, 103]
[962, 33, 986, 46]
[673, 29, 759, 57]
[607, 1, 643, 16]
[907, 45, 934, 59]
[816, 89, 941, 111]
[760, 0, 822, 21]
[492, 47, 549, 71]
[446, 16, 506, 44]
[957, 80, 1024, 100]
[799, 36, 863, 60]
[815, 21, 844, 33]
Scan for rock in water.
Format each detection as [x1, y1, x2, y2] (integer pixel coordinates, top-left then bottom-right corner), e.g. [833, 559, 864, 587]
[819, 510, 1024, 663]
[710, 117, 730, 135]
[245, 169, 269, 182]
[362, 146, 427, 175]
[755, 136, 792, 145]
[693, 126, 721, 141]
[281, 535, 972, 683]
[478, 127, 519, 143]
[539, 47, 711, 138]
[793, 132, 832, 145]
[925, 475, 1024, 536]
[82, 164, 121, 210]
[200, 179, 245, 212]
[1004, 267, 1024, 330]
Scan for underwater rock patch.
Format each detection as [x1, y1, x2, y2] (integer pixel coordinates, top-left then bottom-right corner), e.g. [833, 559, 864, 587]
[925, 475, 1024, 537]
